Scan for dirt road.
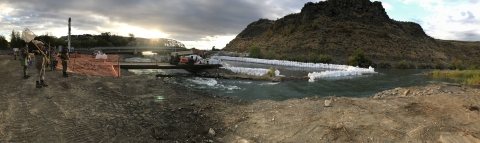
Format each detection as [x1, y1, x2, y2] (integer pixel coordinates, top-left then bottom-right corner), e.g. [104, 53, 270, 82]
[0, 55, 479, 142]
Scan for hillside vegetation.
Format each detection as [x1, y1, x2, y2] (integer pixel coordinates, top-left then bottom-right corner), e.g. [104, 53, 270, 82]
[223, 0, 480, 67]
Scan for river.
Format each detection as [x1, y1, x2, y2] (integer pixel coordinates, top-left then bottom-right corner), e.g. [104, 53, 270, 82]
[127, 58, 462, 101]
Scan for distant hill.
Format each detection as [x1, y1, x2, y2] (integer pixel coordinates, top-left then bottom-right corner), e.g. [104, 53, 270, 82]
[223, 0, 480, 66]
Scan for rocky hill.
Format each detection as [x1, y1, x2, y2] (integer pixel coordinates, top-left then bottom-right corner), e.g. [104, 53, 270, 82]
[223, 0, 480, 66]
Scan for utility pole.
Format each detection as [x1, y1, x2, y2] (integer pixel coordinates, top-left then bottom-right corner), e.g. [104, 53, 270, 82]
[68, 17, 71, 52]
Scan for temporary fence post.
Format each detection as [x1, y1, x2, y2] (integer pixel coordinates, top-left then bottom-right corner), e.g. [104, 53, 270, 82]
[117, 55, 120, 77]
[73, 53, 76, 71]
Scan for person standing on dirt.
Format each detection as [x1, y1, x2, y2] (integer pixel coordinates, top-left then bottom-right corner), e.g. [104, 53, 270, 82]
[20, 43, 30, 79]
[49, 47, 58, 71]
[30, 41, 48, 88]
[61, 45, 70, 77]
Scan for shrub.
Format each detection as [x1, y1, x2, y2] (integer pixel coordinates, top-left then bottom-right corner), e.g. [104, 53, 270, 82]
[248, 46, 262, 58]
[348, 49, 372, 68]
[294, 55, 307, 62]
[417, 63, 433, 69]
[318, 54, 333, 64]
[308, 53, 319, 63]
[470, 65, 477, 70]
[266, 67, 276, 77]
[263, 51, 277, 60]
[435, 62, 444, 69]
[378, 61, 391, 68]
[448, 59, 463, 70]
[279, 54, 288, 60]
[396, 60, 409, 69]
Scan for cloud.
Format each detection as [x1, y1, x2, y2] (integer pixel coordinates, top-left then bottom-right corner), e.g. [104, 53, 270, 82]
[401, 0, 480, 41]
[382, 2, 393, 10]
[0, 0, 314, 49]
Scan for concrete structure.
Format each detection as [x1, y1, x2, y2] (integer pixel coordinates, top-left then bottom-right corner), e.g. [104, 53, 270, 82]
[91, 46, 191, 55]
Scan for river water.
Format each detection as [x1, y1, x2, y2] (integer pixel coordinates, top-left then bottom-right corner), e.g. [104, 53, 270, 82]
[127, 59, 461, 101]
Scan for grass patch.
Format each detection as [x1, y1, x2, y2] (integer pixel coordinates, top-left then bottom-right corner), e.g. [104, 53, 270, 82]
[429, 69, 480, 85]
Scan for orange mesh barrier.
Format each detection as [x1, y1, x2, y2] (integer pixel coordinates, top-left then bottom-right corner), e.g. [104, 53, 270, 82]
[56, 54, 120, 77]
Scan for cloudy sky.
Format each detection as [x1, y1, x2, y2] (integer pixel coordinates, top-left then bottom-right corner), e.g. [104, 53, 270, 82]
[1, 0, 479, 49]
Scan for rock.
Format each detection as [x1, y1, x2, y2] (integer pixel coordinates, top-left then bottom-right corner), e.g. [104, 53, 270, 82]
[403, 89, 410, 96]
[208, 128, 216, 137]
[97, 87, 103, 90]
[324, 100, 332, 107]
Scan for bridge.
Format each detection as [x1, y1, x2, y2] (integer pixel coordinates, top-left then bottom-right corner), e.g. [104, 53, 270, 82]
[91, 46, 191, 54]
[119, 62, 221, 69]
[90, 39, 192, 55]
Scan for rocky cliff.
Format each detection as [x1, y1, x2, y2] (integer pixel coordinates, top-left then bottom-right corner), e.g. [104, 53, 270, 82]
[223, 0, 480, 65]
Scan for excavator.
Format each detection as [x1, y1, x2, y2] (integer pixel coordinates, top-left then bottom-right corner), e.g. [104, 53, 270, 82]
[169, 49, 205, 65]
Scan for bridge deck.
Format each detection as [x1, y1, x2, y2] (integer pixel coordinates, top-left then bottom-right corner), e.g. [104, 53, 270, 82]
[119, 62, 221, 69]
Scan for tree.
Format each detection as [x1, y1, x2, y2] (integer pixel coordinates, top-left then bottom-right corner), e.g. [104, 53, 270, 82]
[348, 49, 372, 68]
[0, 35, 9, 49]
[99, 32, 111, 42]
[10, 30, 22, 48]
[248, 46, 262, 58]
[128, 33, 135, 42]
[212, 46, 216, 51]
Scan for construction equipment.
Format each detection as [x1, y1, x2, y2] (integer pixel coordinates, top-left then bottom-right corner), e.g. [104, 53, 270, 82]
[169, 49, 204, 65]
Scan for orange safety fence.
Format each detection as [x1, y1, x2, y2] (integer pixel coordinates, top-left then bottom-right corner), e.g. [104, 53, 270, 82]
[56, 53, 121, 77]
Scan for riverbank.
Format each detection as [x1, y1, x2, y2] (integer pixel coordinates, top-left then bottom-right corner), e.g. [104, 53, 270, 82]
[0, 55, 479, 142]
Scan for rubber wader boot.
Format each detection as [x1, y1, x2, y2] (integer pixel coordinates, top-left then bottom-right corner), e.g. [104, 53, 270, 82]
[36, 81, 42, 88]
[24, 72, 29, 79]
[40, 80, 48, 87]
[63, 72, 69, 77]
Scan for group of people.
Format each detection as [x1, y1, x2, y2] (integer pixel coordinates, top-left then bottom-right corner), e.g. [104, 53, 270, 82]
[18, 41, 70, 88]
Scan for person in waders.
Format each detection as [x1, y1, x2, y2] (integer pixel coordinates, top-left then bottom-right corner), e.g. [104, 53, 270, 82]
[30, 41, 48, 88]
[61, 45, 70, 77]
[20, 43, 31, 79]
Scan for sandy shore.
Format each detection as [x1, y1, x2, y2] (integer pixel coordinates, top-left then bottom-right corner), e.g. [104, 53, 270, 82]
[0, 55, 479, 142]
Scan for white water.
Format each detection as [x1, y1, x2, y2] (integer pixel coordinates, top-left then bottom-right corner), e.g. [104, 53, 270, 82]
[186, 77, 241, 90]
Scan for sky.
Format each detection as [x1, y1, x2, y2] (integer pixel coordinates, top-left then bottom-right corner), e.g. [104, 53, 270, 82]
[1, 0, 479, 49]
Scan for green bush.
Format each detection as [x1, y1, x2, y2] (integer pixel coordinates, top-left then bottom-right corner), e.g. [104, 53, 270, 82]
[279, 54, 288, 60]
[470, 65, 477, 70]
[248, 46, 262, 58]
[348, 49, 372, 68]
[294, 55, 307, 62]
[266, 67, 276, 77]
[318, 54, 333, 64]
[263, 51, 277, 60]
[377, 61, 391, 68]
[448, 59, 463, 70]
[435, 62, 444, 69]
[396, 60, 409, 69]
[308, 53, 319, 63]
[417, 63, 433, 69]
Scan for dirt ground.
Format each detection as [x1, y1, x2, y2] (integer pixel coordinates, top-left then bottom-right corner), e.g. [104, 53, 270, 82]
[1, 55, 480, 143]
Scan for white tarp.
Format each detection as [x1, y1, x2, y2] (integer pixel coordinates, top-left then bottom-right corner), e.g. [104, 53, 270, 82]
[307, 66, 376, 82]
[95, 54, 108, 59]
[212, 56, 376, 81]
